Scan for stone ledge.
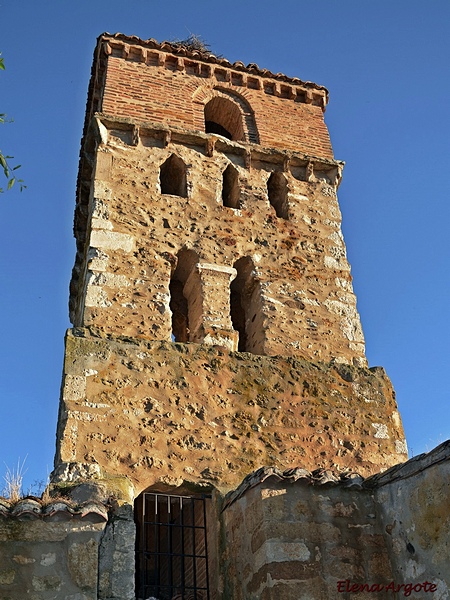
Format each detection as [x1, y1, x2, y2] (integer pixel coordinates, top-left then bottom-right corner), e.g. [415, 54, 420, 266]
[91, 113, 344, 176]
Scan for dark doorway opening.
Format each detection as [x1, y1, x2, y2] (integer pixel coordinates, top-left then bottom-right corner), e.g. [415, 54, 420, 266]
[135, 492, 211, 600]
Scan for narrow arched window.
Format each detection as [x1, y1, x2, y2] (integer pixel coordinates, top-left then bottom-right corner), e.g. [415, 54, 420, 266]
[230, 283, 247, 352]
[222, 164, 240, 209]
[267, 172, 289, 219]
[230, 257, 263, 354]
[204, 96, 245, 141]
[160, 154, 187, 197]
[169, 279, 189, 342]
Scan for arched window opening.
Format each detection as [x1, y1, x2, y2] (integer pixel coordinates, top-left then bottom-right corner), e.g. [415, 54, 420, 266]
[230, 257, 264, 354]
[169, 250, 199, 343]
[267, 172, 289, 219]
[135, 491, 211, 600]
[230, 286, 246, 352]
[204, 96, 245, 142]
[222, 164, 240, 209]
[169, 280, 189, 342]
[160, 154, 188, 197]
[205, 120, 232, 140]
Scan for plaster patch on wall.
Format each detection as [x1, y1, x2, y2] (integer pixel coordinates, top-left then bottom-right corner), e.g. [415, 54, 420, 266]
[391, 411, 402, 429]
[434, 579, 449, 600]
[328, 245, 346, 260]
[81, 401, 111, 409]
[405, 558, 426, 579]
[340, 316, 364, 343]
[53, 461, 102, 482]
[0, 569, 15, 584]
[290, 194, 309, 203]
[352, 383, 371, 403]
[68, 410, 107, 423]
[92, 182, 112, 201]
[301, 296, 320, 306]
[68, 425, 78, 461]
[40, 553, 56, 567]
[335, 277, 352, 290]
[254, 540, 310, 572]
[65, 375, 86, 401]
[261, 488, 287, 498]
[324, 255, 349, 271]
[84, 284, 112, 308]
[328, 230, 344, 245]
[263, 295, 285, 307]
[324, 299, 353, 316]
[372, 423, 389, 439]
[395, 440, 408, 454]
[92, 216, 114, 231]
[324, 218, 340, 229]
[87, 272, 130, 288]
[90, 230, 134, 252]
[32, 575, 62, 592]
[87, 247, 109, 272]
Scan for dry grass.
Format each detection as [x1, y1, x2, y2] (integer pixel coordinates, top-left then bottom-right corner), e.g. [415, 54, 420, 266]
[2, 457, 27, 502]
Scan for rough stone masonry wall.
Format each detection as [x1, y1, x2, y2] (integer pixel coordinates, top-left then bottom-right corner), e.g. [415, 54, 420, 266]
[71, 120, 366, 366]
[222, 477, 393, 600]
[222, 444, 450, 600]
[0, 497, 137, 600]
[371, 441, 450, 598]
[0, 514, 104, 600]
[54, 329, 406, 494]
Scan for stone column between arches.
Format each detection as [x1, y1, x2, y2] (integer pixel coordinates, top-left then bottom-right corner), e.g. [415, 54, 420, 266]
[183, 262, 239, 351]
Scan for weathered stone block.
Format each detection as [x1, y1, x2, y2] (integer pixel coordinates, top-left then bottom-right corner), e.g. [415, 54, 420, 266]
[67, 539, 98, 590]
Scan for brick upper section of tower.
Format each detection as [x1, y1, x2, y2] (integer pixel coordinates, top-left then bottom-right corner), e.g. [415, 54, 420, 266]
[86, 33, 333, 157]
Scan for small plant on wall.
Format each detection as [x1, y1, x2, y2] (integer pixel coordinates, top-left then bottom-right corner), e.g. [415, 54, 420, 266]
[1, 457, 27, 502]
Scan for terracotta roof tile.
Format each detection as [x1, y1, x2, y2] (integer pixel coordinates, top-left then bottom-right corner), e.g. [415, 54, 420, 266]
[0, 496, 108, 522]
[223, 467, 365, 510]
[98, 32, 328, 94]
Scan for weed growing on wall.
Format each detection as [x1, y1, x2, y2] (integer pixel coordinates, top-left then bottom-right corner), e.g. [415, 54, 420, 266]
[1, 457, 27, 502]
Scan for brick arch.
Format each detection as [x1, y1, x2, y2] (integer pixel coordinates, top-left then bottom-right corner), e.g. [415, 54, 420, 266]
[193, 87, 259, 144]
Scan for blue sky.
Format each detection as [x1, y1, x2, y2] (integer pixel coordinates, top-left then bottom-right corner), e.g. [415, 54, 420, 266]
[1, 0, 449, 492]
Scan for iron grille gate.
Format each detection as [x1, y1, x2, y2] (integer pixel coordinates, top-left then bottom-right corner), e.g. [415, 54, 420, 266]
[136, 493, 211, 600]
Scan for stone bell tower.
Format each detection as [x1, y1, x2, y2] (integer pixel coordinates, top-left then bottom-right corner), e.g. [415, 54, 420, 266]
[0, 31, 446, 600]
[53, 33, 407, 496]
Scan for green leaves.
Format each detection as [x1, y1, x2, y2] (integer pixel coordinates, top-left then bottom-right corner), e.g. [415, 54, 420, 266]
[0, 53, 26, 193]
[0, 151, 25, 193]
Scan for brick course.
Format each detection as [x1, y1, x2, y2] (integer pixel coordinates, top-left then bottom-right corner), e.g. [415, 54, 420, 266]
[98, 41, 333, 157]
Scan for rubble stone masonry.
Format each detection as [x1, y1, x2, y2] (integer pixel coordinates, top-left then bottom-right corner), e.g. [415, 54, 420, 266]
[54, 329, 406, 493]
[57, 33, 408, 491]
